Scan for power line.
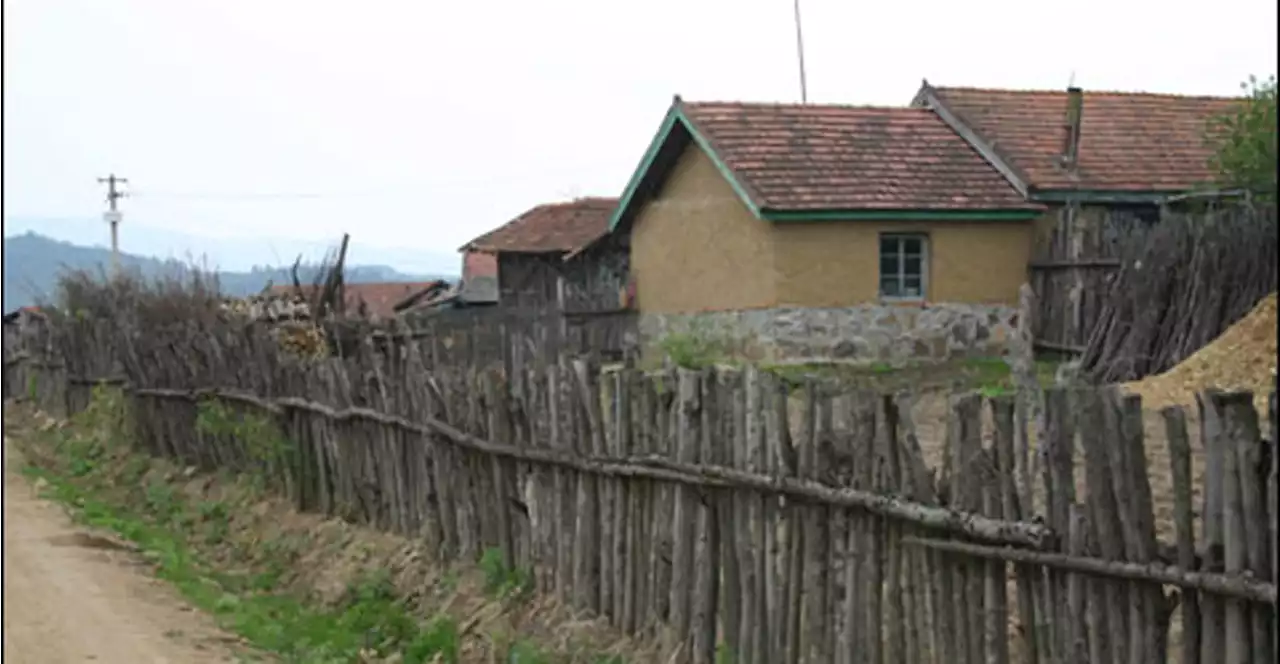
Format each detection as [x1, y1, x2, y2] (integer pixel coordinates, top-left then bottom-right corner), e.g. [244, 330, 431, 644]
[131, 191, 331, 201]
[125, 170, 616, 202]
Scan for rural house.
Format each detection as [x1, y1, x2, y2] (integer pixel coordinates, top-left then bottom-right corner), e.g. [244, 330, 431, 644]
[912, 82, 1243, 349]
[607, 96, 1046, 362]
[460, 197, 624, 312]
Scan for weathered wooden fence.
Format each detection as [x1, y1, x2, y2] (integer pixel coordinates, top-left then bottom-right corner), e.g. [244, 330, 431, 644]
[3, 353, 67, 412]
[1029, 201, 1277, 362]
[11, 316, 1279, 664]
[373, 307, 637, 373]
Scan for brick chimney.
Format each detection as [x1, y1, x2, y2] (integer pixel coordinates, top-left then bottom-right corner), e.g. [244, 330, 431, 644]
[1061, 86, 1084, 170]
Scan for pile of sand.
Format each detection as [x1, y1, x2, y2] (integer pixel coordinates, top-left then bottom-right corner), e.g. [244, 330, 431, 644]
[1125, 292, 1277, 411]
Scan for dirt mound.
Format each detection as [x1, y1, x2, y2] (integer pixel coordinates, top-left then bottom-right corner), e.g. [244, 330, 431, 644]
[1125, 292, 1277, 411]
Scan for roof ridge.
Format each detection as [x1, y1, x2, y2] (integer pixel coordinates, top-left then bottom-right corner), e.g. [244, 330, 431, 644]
[463, 196, 618, 254]
[683, 100, 932, 111]
[933, 84, 1241, 101]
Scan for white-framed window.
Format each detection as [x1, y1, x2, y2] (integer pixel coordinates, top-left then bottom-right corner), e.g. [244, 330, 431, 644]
[879, 233, 928, 300]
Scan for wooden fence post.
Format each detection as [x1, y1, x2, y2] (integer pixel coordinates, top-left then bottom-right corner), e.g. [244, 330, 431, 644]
[692, 366, 721, 664]
[1162, 405, 1201, 664]
[571, 356, 604, 613]
[1199, 390, 1228, 662]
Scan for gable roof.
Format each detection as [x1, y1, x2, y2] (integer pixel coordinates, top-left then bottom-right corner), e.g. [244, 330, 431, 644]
[915, 82, 1242, 198]
[608, 97, 1043, 232]
[463, 197, 619, 255]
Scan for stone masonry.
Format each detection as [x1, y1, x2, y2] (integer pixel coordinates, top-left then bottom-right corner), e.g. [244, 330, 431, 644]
[640, 303, 1018, 364]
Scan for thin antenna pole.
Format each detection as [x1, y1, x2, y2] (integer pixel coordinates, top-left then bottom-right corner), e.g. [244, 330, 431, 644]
[793, 0, 809, 103]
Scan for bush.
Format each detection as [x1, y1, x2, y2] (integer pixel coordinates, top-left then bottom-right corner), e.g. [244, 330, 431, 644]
[1209, 75, 1278, 199]
[656, 319, 742, 369]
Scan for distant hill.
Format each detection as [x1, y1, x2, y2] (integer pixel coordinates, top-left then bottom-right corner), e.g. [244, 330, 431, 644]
[2, 232, 454, 311]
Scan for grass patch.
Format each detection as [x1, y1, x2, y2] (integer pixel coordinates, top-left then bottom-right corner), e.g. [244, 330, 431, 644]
[23, 461, 462, 663]
[16, 389, 462, 663]
[765, 355, 1059, 395]
[11, 387, 651, 663]
[479, 547, 534, 600]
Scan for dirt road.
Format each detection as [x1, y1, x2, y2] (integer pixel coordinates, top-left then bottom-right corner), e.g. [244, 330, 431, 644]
[3, 437, 247, 663]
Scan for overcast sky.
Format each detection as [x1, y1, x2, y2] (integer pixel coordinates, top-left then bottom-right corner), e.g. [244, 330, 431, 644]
[4, 0, 1277, 272]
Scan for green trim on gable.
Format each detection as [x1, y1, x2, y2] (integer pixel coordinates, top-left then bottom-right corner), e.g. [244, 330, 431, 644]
[606, 106, 681, 233]
[680, 112, 763, 218]
[606, 102, 762, 232]
[762, 208, 1044, 222]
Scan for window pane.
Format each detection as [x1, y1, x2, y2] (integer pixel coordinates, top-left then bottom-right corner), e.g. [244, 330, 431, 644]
[902, 237, 923, 254]
[880, 256, 899, 277]
[903, 277, 922, 297]
[880, 236, 900, 255]
[881, 277, 902, 297]
[904, 256, 922, 278]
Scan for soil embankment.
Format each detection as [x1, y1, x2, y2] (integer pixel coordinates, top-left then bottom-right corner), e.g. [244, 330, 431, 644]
[3, 435, 246, 663]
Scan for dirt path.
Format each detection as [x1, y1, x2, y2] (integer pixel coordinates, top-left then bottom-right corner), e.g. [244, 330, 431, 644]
[3, 436, 248, 663]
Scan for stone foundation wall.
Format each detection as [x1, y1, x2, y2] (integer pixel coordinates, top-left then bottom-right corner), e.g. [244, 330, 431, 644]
[640, 304, 1018, 364]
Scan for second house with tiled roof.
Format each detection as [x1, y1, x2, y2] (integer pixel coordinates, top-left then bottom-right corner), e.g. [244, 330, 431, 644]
[913, 82, 1242, 350]
[606, 95, 1048, 361]
[913, 82, 1239, 202]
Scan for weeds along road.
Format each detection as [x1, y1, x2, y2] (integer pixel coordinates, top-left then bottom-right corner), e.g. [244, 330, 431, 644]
[2, 435, 246, 663]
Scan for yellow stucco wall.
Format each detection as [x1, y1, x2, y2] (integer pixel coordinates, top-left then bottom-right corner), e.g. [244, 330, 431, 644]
[630, 145, 778, 314]
[773, 220, 1034, 307]
[630, 143, 1036, 313]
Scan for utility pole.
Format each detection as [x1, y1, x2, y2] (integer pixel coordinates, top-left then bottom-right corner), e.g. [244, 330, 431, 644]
[793, 0, 809, 103]
[98, 174, 128, 278]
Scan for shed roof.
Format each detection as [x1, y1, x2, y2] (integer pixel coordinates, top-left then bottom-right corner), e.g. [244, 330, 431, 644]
[464, 197, 619, 255]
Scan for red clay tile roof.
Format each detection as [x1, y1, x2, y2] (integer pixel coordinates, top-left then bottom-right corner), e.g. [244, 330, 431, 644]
[927, 86, 1242, 192]
[464, 198, 618, 254]
[462, 251, 497, 280]
[680, 101, 1039, 211]
[269, 282, 447, 319]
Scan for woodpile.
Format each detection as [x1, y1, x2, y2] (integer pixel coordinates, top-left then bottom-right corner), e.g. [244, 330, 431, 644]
[218, 292, 311, 322]
[1080, 204, 1278, 384]
[270, 321, 330, 361]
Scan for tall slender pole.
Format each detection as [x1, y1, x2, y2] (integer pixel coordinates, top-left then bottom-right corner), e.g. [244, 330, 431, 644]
[793, 0, 809, 103]
[98, 174, 128, 278]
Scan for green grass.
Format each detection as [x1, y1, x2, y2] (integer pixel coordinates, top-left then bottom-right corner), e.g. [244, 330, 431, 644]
[765, 355, 1059, 395]
[17, 393, 462, 664]
[479, 547, 534, 600]
[24, 460, 462, 663]
[11, 387, 716, 664]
